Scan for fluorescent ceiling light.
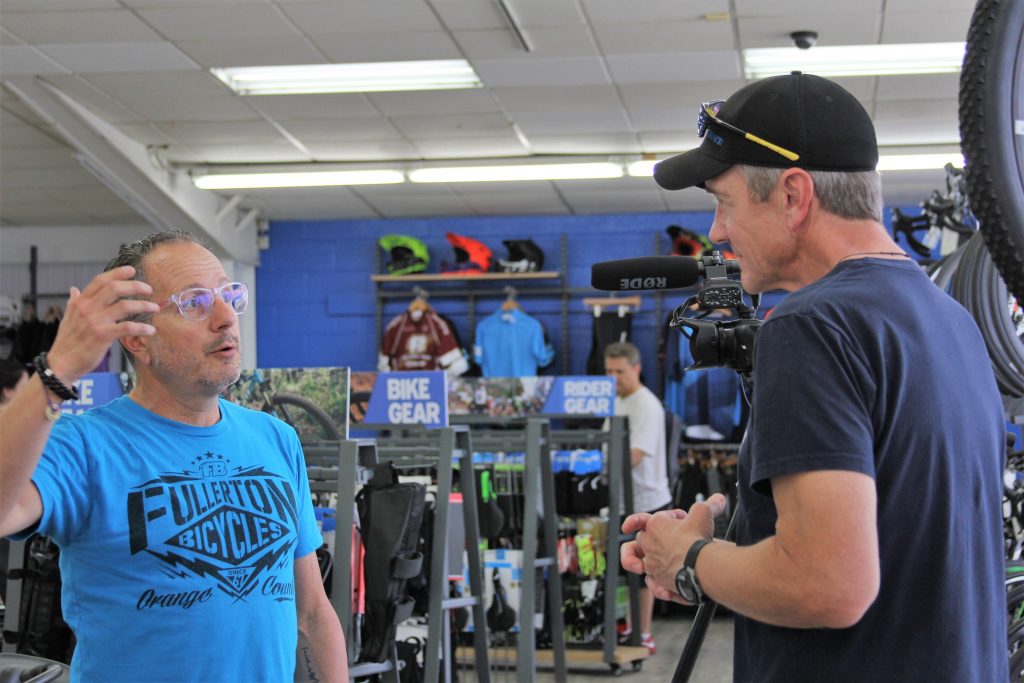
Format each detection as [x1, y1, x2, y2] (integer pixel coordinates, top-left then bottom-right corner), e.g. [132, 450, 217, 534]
[744, 42, 965, 78]
[627, 160, 658, 177]
[211, 60, 482, 95]
[409, 162, 624, 183]
[877, 153, 964, 171]
[193, 170, 405, 189]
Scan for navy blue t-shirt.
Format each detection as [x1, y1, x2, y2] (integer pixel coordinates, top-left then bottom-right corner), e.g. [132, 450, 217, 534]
[733, 258, 1006, 682]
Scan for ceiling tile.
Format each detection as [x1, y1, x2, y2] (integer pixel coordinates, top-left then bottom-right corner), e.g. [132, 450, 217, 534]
[37, 75, 148, 124]
[875, 73, 960, 101]
[80, 72, 257, 121]
[355, 193, 473, 218]
[459, 191, 570, 215]
[390, 112, 512, 139]
[493, 85, 622, 113]
[2, 0, 120, 9]
[155, 119, 286, 145]
[0, 46, 68, 76]
[135, 5, 302, 41]
[0, 10, 163, 43]
[0, 122, 65, 148]
[175, 37, 326, 68]
[423, 0, 508, 30]
[527, 133, 644, 154]
[454, 26, 598, 60]
[498, 1, 587, 28]
[4, 166, 106, 188]
[884, 0, 976, 10]
[605, 50, 742, 83]
[113, 123, 182, 145]
[874, 120, 959, 146]
[302, 141, 420, 161]
[281, 118, 404, 143]
[311, 31, 462, 62]
[367, 90, 501, 117]
[39, 42, 199, 74]
[638, 133, 699, 153]
[0, 146, 75, 167]
[246, 93, 379, 120]
[734, 0, 882, 16]
[874, 98, 959, 122]
[161, 143, 311, 164]
[619, 80, 746, 113]
[279, 2, 442, 35]
[737, 13, 882, 48]
[558, 188, 666, 214]
[582, 0, 726, 24]
[593, 21, 735, 55]
[512, 109, 633, 135]
[880, 11, 973, 42]
[412, 134, 529, 159]
[472, 57, 611, 87]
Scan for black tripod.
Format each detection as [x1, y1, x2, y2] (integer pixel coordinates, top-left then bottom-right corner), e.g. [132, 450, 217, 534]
[670, 507, 739, 683]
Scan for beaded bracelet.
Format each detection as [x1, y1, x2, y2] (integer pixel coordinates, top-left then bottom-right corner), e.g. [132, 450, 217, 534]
[33, 352, 79, 402]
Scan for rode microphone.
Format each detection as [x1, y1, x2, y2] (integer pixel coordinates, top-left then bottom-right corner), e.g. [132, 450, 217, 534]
[590, 255, 738, 291]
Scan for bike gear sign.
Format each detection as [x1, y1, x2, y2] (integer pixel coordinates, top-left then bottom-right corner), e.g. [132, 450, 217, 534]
[126, 451, 299, 601]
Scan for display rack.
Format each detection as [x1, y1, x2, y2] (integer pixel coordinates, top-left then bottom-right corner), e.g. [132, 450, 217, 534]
[455, 417, 568, 682]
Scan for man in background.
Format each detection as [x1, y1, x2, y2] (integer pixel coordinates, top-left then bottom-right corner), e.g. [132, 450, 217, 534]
[605, 341, 672, 654]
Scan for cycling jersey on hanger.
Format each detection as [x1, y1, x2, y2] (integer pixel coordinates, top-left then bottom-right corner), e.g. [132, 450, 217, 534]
[473, 307, 554, 377]
[379, 309, 468, 376]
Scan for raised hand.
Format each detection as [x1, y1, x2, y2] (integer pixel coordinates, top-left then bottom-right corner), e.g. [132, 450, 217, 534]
[45, 266, 158, 383]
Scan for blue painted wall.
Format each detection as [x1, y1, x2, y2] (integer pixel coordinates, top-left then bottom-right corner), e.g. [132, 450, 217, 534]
[257, 212, 719, 379]
[256, 207, 930, 380]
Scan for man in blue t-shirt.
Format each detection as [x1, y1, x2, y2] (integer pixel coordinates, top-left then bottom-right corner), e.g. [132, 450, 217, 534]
[620, 73, 1007, 681]
[0, 231, 348, 681]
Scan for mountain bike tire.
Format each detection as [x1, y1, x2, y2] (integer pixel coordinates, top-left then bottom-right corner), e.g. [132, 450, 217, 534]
[268, 392, 340, 443]
[959, 0, 1024, 303]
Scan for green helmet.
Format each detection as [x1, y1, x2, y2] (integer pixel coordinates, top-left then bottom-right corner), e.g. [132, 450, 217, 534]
[379, 234, 429, 275]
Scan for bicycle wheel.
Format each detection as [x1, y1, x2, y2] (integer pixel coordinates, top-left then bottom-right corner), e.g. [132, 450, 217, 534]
[959, 0, 1024, 303]
[268, 392, 340, 443]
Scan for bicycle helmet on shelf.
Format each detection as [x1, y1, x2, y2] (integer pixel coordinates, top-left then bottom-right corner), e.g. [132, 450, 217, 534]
[666, 225, 711, 257]
[378, 234, 429, 275]
[442, 233, 492, 275]
[497, 239, 545, 273]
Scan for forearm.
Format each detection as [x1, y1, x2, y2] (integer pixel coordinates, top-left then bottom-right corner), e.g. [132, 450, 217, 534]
[0, 375, 58, 531]
[298, 601, 349, 682]
[698, 535, 874, 629]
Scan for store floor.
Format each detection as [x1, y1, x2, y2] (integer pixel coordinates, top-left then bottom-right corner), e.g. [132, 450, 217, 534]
[458, 612, 734, 681]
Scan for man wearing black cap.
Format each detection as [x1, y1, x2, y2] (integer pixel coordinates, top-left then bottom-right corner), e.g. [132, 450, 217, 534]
[621, 73, 1007, 681]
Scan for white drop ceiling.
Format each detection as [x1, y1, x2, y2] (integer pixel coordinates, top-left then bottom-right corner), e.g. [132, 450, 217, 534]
[0, 0, 974, 227]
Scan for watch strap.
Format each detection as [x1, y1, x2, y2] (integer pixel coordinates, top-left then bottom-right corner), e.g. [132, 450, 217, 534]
[684, 537, 712, 570]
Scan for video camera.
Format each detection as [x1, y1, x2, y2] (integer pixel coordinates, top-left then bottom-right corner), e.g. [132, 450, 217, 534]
[590, 251, 763, 381]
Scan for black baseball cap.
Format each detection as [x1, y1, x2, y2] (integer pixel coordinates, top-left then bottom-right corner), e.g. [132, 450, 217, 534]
[654, 72, 878, 191]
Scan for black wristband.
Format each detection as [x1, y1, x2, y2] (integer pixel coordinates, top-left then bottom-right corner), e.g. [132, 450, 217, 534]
[33, 352, 79, 402]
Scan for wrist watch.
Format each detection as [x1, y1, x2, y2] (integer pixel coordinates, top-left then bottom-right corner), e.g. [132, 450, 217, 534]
[675, 538, 712, 604]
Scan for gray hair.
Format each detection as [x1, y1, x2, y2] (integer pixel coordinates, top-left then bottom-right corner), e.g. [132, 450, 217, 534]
[604, 341, 641, 366]
[103, 230, 202, 284]
[738, 165, 883, 222]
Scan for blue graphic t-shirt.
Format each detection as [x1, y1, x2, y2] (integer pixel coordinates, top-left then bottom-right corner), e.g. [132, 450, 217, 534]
[473, 308, 554, 377]
[28, 396, 322, 682]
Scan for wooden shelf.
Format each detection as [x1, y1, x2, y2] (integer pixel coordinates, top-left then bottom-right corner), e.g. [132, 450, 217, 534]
[456, 644, 649, 667]
[371, 271, 561, 283]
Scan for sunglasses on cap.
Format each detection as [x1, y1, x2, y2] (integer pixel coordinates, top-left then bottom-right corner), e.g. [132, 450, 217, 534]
[698, 101, 800, 162]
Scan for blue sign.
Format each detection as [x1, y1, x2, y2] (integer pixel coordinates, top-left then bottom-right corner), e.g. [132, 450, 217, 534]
[542, 376, 615, 416]
[365, 371, 448, 428]
[63, 372, 125, 415]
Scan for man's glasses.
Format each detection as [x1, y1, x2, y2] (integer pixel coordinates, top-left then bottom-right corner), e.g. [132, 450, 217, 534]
[161, 282, 248, 321]
[698, 100, 800, 162]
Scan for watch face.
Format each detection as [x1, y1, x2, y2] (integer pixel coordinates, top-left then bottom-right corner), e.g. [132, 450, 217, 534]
[675, 568, 699, 603]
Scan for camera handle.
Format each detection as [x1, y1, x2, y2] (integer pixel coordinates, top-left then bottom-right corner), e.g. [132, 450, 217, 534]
[671, 502, 739, 683]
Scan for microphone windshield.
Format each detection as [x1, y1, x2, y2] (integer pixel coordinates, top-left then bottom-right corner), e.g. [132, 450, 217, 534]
[591, 256, 701, 291]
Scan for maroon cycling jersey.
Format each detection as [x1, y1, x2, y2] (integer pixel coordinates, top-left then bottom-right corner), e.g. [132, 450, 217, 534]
[379, 309, 464, 372]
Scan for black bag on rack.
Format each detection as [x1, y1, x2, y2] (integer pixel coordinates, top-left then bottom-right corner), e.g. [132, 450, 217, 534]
[356, 463, 427, 663]
[3, 535, 75, 663]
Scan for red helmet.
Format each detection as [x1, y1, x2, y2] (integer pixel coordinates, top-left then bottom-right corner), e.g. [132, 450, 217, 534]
[442, 233, 492, 274]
